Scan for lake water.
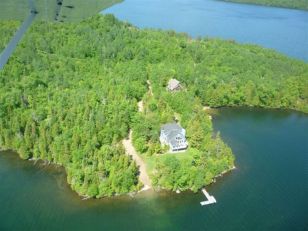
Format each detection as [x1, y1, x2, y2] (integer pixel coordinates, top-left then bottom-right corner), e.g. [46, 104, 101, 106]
[1, 1, 307, 230]
[104, 0, 308, 61]
[0, 108, 307, 230]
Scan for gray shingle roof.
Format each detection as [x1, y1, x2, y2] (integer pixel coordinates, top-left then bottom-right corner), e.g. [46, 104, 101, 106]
[169, 133, 185, 147]
[161, 123, 184, 141]
[160, 123, 187, 151]
[161, 123, 182, 132]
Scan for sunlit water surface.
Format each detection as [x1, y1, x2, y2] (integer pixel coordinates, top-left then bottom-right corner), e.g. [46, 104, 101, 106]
[0, 108, 307, 231]
[104, 0, 308, 61]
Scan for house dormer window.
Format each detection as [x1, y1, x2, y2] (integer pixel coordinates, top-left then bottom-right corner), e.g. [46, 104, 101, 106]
[159, 122, 188, 153]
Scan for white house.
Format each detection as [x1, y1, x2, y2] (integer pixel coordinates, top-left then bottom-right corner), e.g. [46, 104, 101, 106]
[160, 123, 188, 152]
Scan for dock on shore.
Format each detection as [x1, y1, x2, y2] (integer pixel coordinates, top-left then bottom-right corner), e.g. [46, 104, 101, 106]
[200, 188, 216, 206]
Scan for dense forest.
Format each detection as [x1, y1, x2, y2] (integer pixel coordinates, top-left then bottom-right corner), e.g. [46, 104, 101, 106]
[221, 0, 308, 10]
[0, 15, 307, 197]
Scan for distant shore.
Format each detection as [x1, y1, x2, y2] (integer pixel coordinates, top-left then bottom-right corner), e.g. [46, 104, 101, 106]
[218, 0, 308, 11]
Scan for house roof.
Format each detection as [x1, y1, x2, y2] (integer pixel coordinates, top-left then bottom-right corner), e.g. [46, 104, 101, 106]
[161, 123, 184, 141]
[161, 123, 187, 149]
[161, 123, 182, 132]
[167, 78, 180, 90]
[169, 133, 185, 147]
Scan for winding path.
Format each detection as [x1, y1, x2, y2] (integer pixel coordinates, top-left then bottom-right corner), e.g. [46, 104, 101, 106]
[122, 130, 151, 191]
[147, 80, 153, 96]
[122, 82, 153, 191]
[137, 100, 144, 113]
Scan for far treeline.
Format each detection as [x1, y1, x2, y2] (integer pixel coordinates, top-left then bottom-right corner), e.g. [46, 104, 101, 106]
[221, 0, 308, 10]
[0, 15, 307, 197]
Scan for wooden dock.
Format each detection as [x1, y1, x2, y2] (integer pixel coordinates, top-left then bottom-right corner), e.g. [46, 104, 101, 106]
[200, 188, 216, 206]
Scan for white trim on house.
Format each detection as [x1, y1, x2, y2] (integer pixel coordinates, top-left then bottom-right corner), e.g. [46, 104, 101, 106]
[160, 123, 188, 152]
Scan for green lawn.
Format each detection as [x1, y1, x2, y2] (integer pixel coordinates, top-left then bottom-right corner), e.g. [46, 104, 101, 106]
[142, 148, 197, 177]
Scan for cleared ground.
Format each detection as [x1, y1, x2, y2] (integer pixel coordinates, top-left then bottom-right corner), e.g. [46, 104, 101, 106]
[122, 130, 152, 190]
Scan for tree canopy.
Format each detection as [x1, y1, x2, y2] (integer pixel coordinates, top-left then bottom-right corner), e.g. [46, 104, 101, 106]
[0, 14, 307, 196]
[221, 0, 308, 11]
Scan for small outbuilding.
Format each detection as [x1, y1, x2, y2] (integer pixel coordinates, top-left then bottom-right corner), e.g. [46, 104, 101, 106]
[167, 78, 182, 92]
[160, 123, 188, 152]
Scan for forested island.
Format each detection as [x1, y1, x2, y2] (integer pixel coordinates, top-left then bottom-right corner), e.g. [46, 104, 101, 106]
[0, 15, 307, 198]
[220, 0, 308, 10]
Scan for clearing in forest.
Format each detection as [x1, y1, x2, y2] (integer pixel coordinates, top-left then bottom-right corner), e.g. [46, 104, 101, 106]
[122, 130, 152, 191]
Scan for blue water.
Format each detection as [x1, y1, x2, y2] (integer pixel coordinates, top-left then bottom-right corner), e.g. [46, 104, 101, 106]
[104, 0, 308, 61]
[0, 109, 307, 230]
